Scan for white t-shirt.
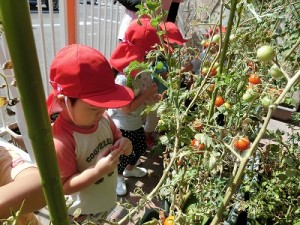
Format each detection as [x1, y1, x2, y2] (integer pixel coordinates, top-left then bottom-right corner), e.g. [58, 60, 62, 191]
[52, 112, 122, 214]
[108, 73, 144, 131]
[118, 9, 138, 41]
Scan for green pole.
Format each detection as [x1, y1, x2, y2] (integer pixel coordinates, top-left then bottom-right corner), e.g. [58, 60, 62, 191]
[0, 1, 69, 224]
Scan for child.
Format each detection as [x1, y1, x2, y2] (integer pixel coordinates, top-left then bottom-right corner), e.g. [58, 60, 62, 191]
[109, 18, 161, 196]
[46, 44, 134, 223]
[109, 18, 186, 196]
[0, 145, 45, 225]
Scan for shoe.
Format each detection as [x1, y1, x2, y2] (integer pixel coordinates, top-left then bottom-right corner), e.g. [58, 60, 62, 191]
[135, 158, 142, 166]
[123, 166, 148, 178]
[116, 175, 127, 196]
[146, 136, 155, 149]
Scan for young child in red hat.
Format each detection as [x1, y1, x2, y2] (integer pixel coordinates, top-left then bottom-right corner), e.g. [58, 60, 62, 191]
[109, 17, 186, 196]
[46, 44, 134, 223]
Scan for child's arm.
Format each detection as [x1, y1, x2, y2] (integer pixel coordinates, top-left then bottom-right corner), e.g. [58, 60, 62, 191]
[0, 167, 45, 219]
[121, 83, 158, 114]
[62, 146, 122, 195]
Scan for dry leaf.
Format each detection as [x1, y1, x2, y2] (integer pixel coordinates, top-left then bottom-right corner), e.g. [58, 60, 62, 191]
[2, 60, 13, 70]
[0, 96, 8, 107]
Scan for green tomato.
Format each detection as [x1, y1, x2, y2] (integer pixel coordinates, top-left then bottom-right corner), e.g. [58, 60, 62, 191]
[269, 65, 283, 78]
[261, 96, 273, 108]
[212, 34, 220, 43]
[242, 90, 258, 102]
[257, 45, 275, 62]
[156, 61, 164, 70]
[224, 102, 231, 109]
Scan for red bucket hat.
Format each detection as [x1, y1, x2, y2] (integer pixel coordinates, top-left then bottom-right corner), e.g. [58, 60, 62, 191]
[160, 22, 187, 45]
[109, 18, 160, 74]
[46, 44, 134, 115]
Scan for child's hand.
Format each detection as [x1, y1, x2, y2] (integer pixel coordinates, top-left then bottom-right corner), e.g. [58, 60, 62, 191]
[95, 145, 122, 175]
[113, 137, 132, 156]
[144, 83, 158, 98]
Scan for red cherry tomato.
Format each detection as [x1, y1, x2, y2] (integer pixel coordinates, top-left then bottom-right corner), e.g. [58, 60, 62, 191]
[233, 137, 250, 151]
[215, 96, 225, 107]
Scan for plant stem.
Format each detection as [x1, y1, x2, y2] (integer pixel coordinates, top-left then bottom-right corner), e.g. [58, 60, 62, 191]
[284, 36, 300, 61]
[0, 1, 69, 224]
[208, 0, 239, 121]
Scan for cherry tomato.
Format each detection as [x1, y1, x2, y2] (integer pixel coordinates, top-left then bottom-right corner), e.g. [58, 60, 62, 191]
[164, 216, 175, 225]
[257, 45, 275, 62]
[269, 65, 283, 78]
[242, 90, 258, 103]
[191, 139, 205, 150]
[233, 136, 250, 151]
[247, 61, 256, 71]
[215, 96, 225, 107]
[177, 159, 183, 166]
[212, 33, 220, 43]
[193, 119, 204, 131]
[224, 102, 231, 109]
[210, 67, 217, 76]
[200, 39, 207, 46]
[201, 67, 209, 75]
[269, 88, 282, 97]
[249, 73, 261, 84]
[208, 83, 215, 92]
[261, 96, 272, 108]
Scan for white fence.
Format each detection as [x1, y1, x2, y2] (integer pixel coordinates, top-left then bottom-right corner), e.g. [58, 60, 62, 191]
[0, 0, 124, 160]
[0, 0, 196, 161]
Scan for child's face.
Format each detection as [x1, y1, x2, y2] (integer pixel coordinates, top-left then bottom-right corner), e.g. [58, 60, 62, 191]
[67, 99, 106, 128]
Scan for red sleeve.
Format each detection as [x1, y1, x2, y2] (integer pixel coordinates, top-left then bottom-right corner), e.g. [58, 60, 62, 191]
[52, 124, 77, 181]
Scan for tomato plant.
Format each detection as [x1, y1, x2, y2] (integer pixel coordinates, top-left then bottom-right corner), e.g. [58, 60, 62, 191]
[115, 1, 300, 225]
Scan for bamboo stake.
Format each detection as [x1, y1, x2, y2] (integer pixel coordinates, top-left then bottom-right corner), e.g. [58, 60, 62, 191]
[0, 1, 69, 224]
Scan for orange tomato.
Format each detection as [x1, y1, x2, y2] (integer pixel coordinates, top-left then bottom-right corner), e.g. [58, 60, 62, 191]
[210, 67, 217, 76]
[208, 83, 215, 92]
[215, 96, 225, 107]
[247, 61, 256, 71]
[193, 120, 204, 131]
[176, 159, 183, 166]
[233, 137, 250, 151]
[249, 73, 261, 85]
[164, 216, 175, 225]
[191, 139, 205, 150]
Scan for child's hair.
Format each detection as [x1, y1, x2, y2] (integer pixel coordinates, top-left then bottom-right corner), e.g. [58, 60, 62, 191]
[68, 97, 77, 106]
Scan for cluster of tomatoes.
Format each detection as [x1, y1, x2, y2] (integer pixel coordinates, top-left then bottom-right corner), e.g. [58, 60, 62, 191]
[242, 45, 284, 109]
